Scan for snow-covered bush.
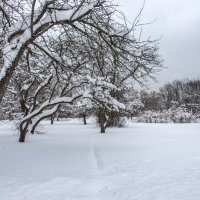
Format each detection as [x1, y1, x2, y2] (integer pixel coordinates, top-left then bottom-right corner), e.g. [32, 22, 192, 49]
[137, 110, 170, 123]
[137, 107, 197, 123]
[170, 107, 196, 123]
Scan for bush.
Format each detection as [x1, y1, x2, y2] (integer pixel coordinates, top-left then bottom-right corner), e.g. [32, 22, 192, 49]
[137, 107, 197, 123]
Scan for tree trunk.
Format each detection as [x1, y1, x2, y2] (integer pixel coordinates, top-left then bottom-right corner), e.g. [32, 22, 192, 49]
[0, 36, 35, 104]
[83, 114, 87, 125]
[107, 112, 114, 127]
[57, 113, 61, 121]
[51, 115, 55, 124]
[99, 109, 106, 134]
[19, 120, 30, 142]
[100, 126, 105, 133]
[19, 129, 27, 142]
[0, 66, 16, 103]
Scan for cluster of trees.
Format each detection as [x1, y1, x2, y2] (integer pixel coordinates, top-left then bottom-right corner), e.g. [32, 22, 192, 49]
[0, 0, 162, 142]
[138, 79, 200, 123]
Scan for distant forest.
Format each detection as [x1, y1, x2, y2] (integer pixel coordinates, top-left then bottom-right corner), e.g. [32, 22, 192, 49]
[137, 79, 200, 123]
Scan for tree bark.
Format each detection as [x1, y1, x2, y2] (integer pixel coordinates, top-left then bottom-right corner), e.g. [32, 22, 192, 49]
[83, 114, 87, 125]
[19, 120, 30, 142]
[0, 66, 16, 103]
[51, 115, 55, 124]
[57, 113, 61, 121]
[100, 126, 105, 133]
[0, 30, 44, 104]
[19, 129, 27, 142]
[99, 109, 106, 134]
[0, 41, 29, 103]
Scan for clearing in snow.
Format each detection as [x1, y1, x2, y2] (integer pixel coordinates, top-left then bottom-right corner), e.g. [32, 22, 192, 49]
[0, 119, 200, 200]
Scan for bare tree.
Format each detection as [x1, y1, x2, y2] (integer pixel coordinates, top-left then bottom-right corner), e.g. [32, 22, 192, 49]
[0, 0, 108, 103]
[0, 0, 163, 141]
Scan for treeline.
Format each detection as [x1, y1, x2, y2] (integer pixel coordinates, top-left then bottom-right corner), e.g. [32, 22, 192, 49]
[1, 78, 199, 129]
[138, 79, 200, 123]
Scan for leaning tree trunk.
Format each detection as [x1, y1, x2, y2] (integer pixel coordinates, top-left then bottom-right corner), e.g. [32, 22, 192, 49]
[0, 36, 36, 104]
[19, 120, 31, 142]
[0, 66, 16, 103]
[19, 129, 27, 142]
[31, 112, 58, 134]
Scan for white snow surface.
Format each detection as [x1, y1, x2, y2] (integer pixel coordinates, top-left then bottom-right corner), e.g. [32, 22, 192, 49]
[0, 120, 200, 200]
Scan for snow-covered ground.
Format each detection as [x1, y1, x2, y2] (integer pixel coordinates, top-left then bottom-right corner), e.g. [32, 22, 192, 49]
[0, 119, 200, 200]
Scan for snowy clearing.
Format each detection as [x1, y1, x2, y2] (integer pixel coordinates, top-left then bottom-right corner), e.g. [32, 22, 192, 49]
[0, 120, 200, 200]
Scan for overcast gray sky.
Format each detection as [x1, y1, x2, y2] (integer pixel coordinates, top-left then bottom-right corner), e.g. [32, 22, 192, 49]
[114, 0, 200, 90]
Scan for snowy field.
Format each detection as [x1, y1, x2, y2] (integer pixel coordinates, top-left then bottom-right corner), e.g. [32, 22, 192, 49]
[0, 120, 200, 200]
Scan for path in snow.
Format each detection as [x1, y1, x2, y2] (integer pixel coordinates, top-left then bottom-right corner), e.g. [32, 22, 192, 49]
[0, 120, 200, 200]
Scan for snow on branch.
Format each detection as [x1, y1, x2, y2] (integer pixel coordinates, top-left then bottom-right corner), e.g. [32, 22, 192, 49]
[22, 93, 82, 123]
[0, 0, 105, 82]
